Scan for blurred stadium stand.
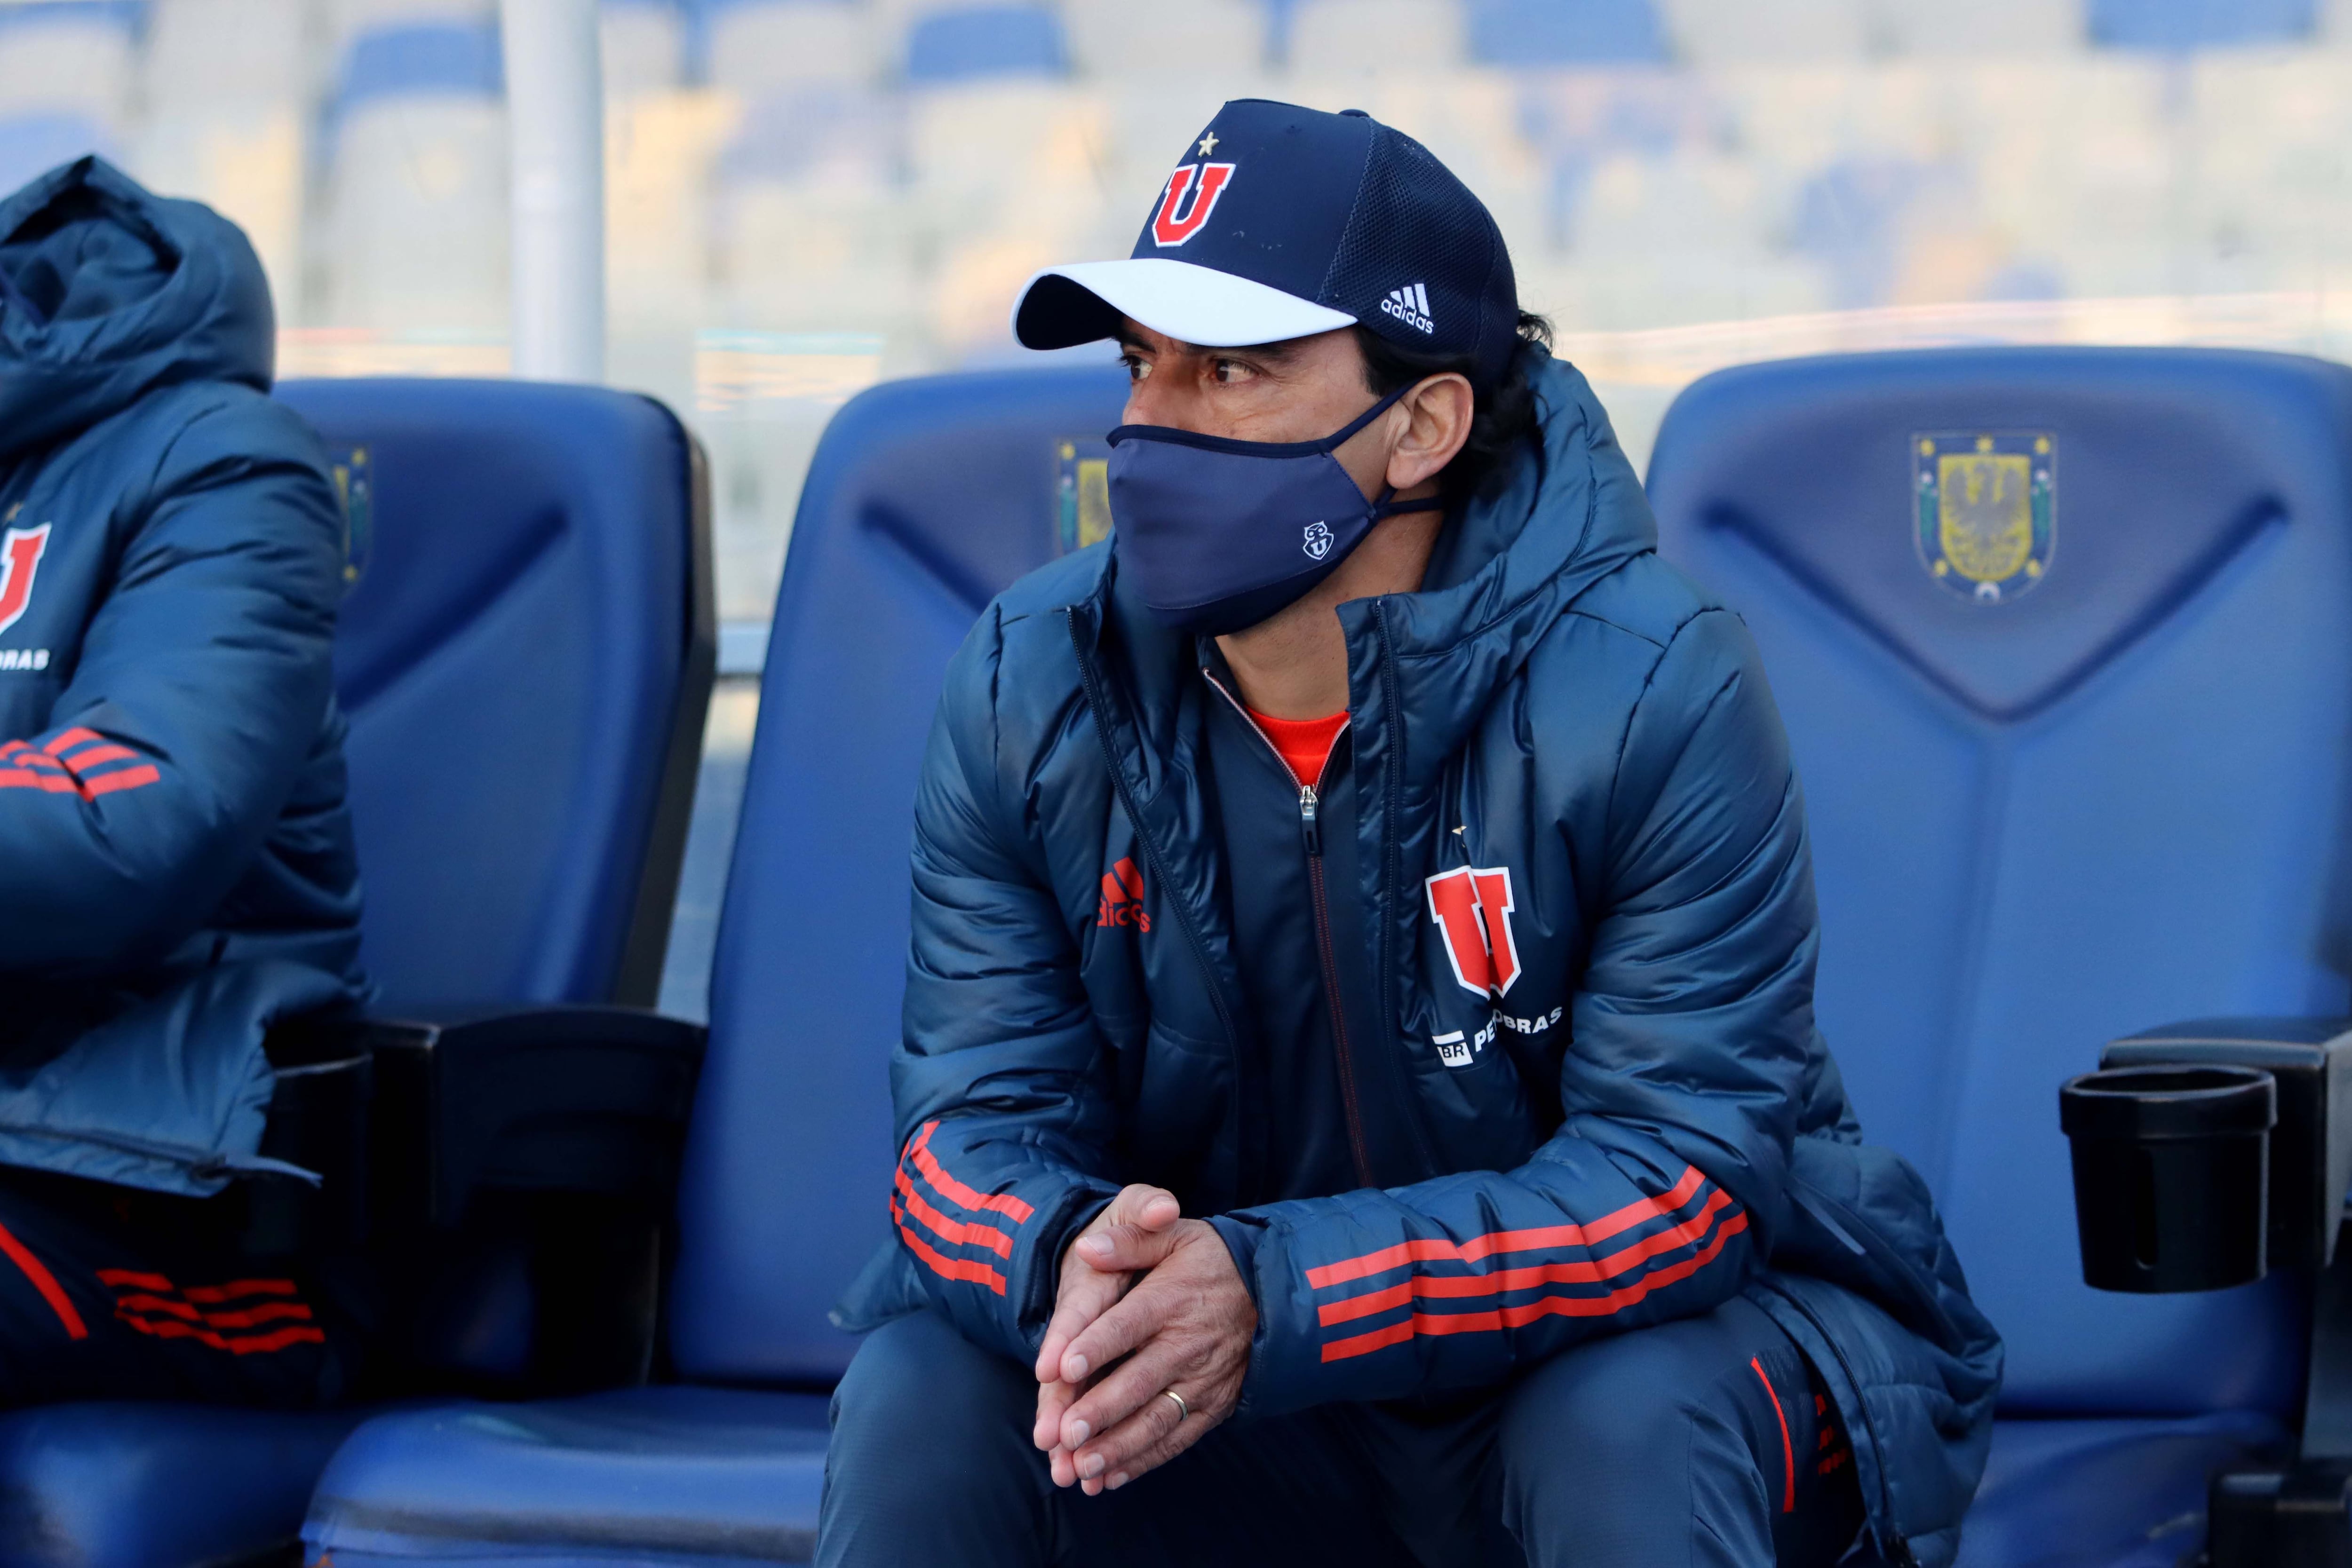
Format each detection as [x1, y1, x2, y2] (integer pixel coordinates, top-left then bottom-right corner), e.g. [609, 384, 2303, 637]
[2090, 0, 2314, 50]
[318, 18, 509, 331]
[901, 1, 1065, 82]
[0, 0, 2346, 626]
[0, 1, 136, 190]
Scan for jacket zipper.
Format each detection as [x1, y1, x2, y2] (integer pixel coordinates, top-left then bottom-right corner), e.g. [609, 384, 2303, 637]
[1204, 673, 1375, 1188]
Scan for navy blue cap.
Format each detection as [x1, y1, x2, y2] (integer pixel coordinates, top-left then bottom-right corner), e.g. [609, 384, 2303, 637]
[1013, 99, 1521, 388]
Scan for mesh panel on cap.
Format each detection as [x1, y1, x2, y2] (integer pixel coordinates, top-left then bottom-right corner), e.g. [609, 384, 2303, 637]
[1320, 122, 1517, 385]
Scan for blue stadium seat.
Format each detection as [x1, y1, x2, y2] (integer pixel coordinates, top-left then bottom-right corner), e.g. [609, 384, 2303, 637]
[1645, 348, 2352, 1563]
[0, 381, 715, 1568]
[333, 21, 506, 111]
[302, 368, 1128, 1568]
[289, 380, 713, 1008]
[2090, 0, 2315, 49]
[1466, 0, 1669, 63]
[902, 3, 1067, 83]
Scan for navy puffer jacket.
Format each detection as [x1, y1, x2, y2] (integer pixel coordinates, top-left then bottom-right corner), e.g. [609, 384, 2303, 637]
[846, 350, 2002, 1565]
[0, 158, 362, 1195]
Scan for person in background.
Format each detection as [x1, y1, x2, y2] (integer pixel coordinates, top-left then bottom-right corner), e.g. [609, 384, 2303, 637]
[818, 99, 2000, 1567]
[0, 157, 366, 1406]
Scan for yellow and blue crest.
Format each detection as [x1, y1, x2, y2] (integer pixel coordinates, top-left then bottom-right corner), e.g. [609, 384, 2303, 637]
[1914, 432, 2055, 603]
[1055, 438, 1112, 556]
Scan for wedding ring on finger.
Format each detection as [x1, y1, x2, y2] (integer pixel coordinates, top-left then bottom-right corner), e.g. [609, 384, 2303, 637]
[1160, 1388, 1191, 1424]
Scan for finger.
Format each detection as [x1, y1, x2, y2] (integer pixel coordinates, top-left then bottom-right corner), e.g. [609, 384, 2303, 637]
[1033, 1378, 1077, 1450]
[1037, 1186, 1177, 1380]
[1071, 1382, 1201, 1488]
[1113, 1184, 1182, 1231]
[1036, 1264, 1125, 1382]
[1059, 1280, 1176, 1386]
[1072, 1185, 1183, 1271]
[1058, 1329, 1186, 1451]
[1073, 1220, 1184, 1274]
[1049, 1443, 1080, 1488]
[1103, 1414, 1216, 1492]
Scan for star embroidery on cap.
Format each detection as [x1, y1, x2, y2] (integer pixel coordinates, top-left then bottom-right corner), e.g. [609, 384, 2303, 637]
[1197, 131, 1219, 156]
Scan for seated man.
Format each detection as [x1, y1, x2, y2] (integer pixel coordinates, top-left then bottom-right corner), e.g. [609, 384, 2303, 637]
[0, 158, 365, 1405]
[823, 102, 2000, 1567]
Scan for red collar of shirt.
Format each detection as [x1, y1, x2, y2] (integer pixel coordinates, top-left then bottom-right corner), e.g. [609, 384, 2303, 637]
[1246, 707, 1348, 788]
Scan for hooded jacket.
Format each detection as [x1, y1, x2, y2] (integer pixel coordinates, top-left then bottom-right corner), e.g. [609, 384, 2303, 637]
[844, 349, 2003, 1564]
[0, 158, 362, 1196]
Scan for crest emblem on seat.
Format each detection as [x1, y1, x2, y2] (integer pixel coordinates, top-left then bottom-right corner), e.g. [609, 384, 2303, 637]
[1914, 433, 2055, 604]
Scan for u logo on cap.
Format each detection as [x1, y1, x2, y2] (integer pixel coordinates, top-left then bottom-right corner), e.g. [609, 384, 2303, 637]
[1151, 162, 1237, 248]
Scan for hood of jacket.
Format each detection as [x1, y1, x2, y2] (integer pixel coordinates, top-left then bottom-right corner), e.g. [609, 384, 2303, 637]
[0, 156, 275, 464]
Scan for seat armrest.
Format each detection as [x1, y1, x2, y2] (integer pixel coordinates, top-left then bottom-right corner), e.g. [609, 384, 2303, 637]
[267, 1006, 707, 1394]
[273, 1006, 707, 1230]
[2101, 1017, 2352, 1270]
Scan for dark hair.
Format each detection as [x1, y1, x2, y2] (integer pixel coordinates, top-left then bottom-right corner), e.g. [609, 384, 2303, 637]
[1353, 310, 1554, 506]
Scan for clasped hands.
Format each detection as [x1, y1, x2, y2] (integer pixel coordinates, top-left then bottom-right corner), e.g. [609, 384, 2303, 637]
[1031, 1183, 1255, 1495]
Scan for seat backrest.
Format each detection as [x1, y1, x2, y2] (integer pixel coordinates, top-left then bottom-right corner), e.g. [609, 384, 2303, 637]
[903, 3, 1068, 85]
[1465, 0, 1668, 64]
[2088, 0, 2312, 50]
[331, 18, 503, 113]
[1645, 348, 2352, 1419]
[669, 366, 1126, 1383]
[277, 379, 714, 1011]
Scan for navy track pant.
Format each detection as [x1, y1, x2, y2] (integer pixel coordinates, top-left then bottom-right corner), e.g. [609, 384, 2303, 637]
[0, 1169, 359, 1409]
[819, 1296, 1865, 1567]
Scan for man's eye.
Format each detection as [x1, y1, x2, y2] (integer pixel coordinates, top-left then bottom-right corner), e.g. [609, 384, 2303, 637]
[1120, 355, 1150, 383]
[1213, 358, 1250, 384]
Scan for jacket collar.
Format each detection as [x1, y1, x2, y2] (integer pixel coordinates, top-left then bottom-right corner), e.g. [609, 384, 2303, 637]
[1071, 349, 1659, 786]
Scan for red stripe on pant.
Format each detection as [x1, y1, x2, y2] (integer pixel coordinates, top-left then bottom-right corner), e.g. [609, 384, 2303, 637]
[1751, 1356, 1795, 1513]
[0, 1219, 86, 1339]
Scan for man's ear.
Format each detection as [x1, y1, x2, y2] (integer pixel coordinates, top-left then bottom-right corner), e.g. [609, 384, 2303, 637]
[1385, 373, 1475, 493]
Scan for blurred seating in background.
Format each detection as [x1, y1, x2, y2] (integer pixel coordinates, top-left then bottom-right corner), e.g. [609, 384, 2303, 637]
[320, 15, 509, 330]
[5, 0, 2352, 621]
[0, 0, 137, 190]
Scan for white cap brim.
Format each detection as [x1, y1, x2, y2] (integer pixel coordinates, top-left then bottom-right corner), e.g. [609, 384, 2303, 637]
[1011, 258, 1358, 352]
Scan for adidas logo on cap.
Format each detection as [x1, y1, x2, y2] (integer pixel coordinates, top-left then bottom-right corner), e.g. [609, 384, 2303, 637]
[1380, 282, 1435, 335]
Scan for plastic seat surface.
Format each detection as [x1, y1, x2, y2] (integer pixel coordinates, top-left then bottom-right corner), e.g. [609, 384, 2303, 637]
[303, 1386, 831, 1568]
[1645, 347, 2352, 1560]
[0, 381, 708, 1568]
[1953, 1414, 2288, 1568]
[0, 1403, 365, 1568]
[303, 366, 1130, 1566]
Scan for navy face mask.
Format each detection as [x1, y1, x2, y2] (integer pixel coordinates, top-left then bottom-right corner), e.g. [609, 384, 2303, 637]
[1106, 383, 1444, 637]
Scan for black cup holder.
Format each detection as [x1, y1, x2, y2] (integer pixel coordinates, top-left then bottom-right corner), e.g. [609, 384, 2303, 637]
[2060, 1064, 2277, 1293]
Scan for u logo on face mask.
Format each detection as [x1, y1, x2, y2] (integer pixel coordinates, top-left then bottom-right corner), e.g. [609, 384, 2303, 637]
[1302, 522, 1334, 560]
